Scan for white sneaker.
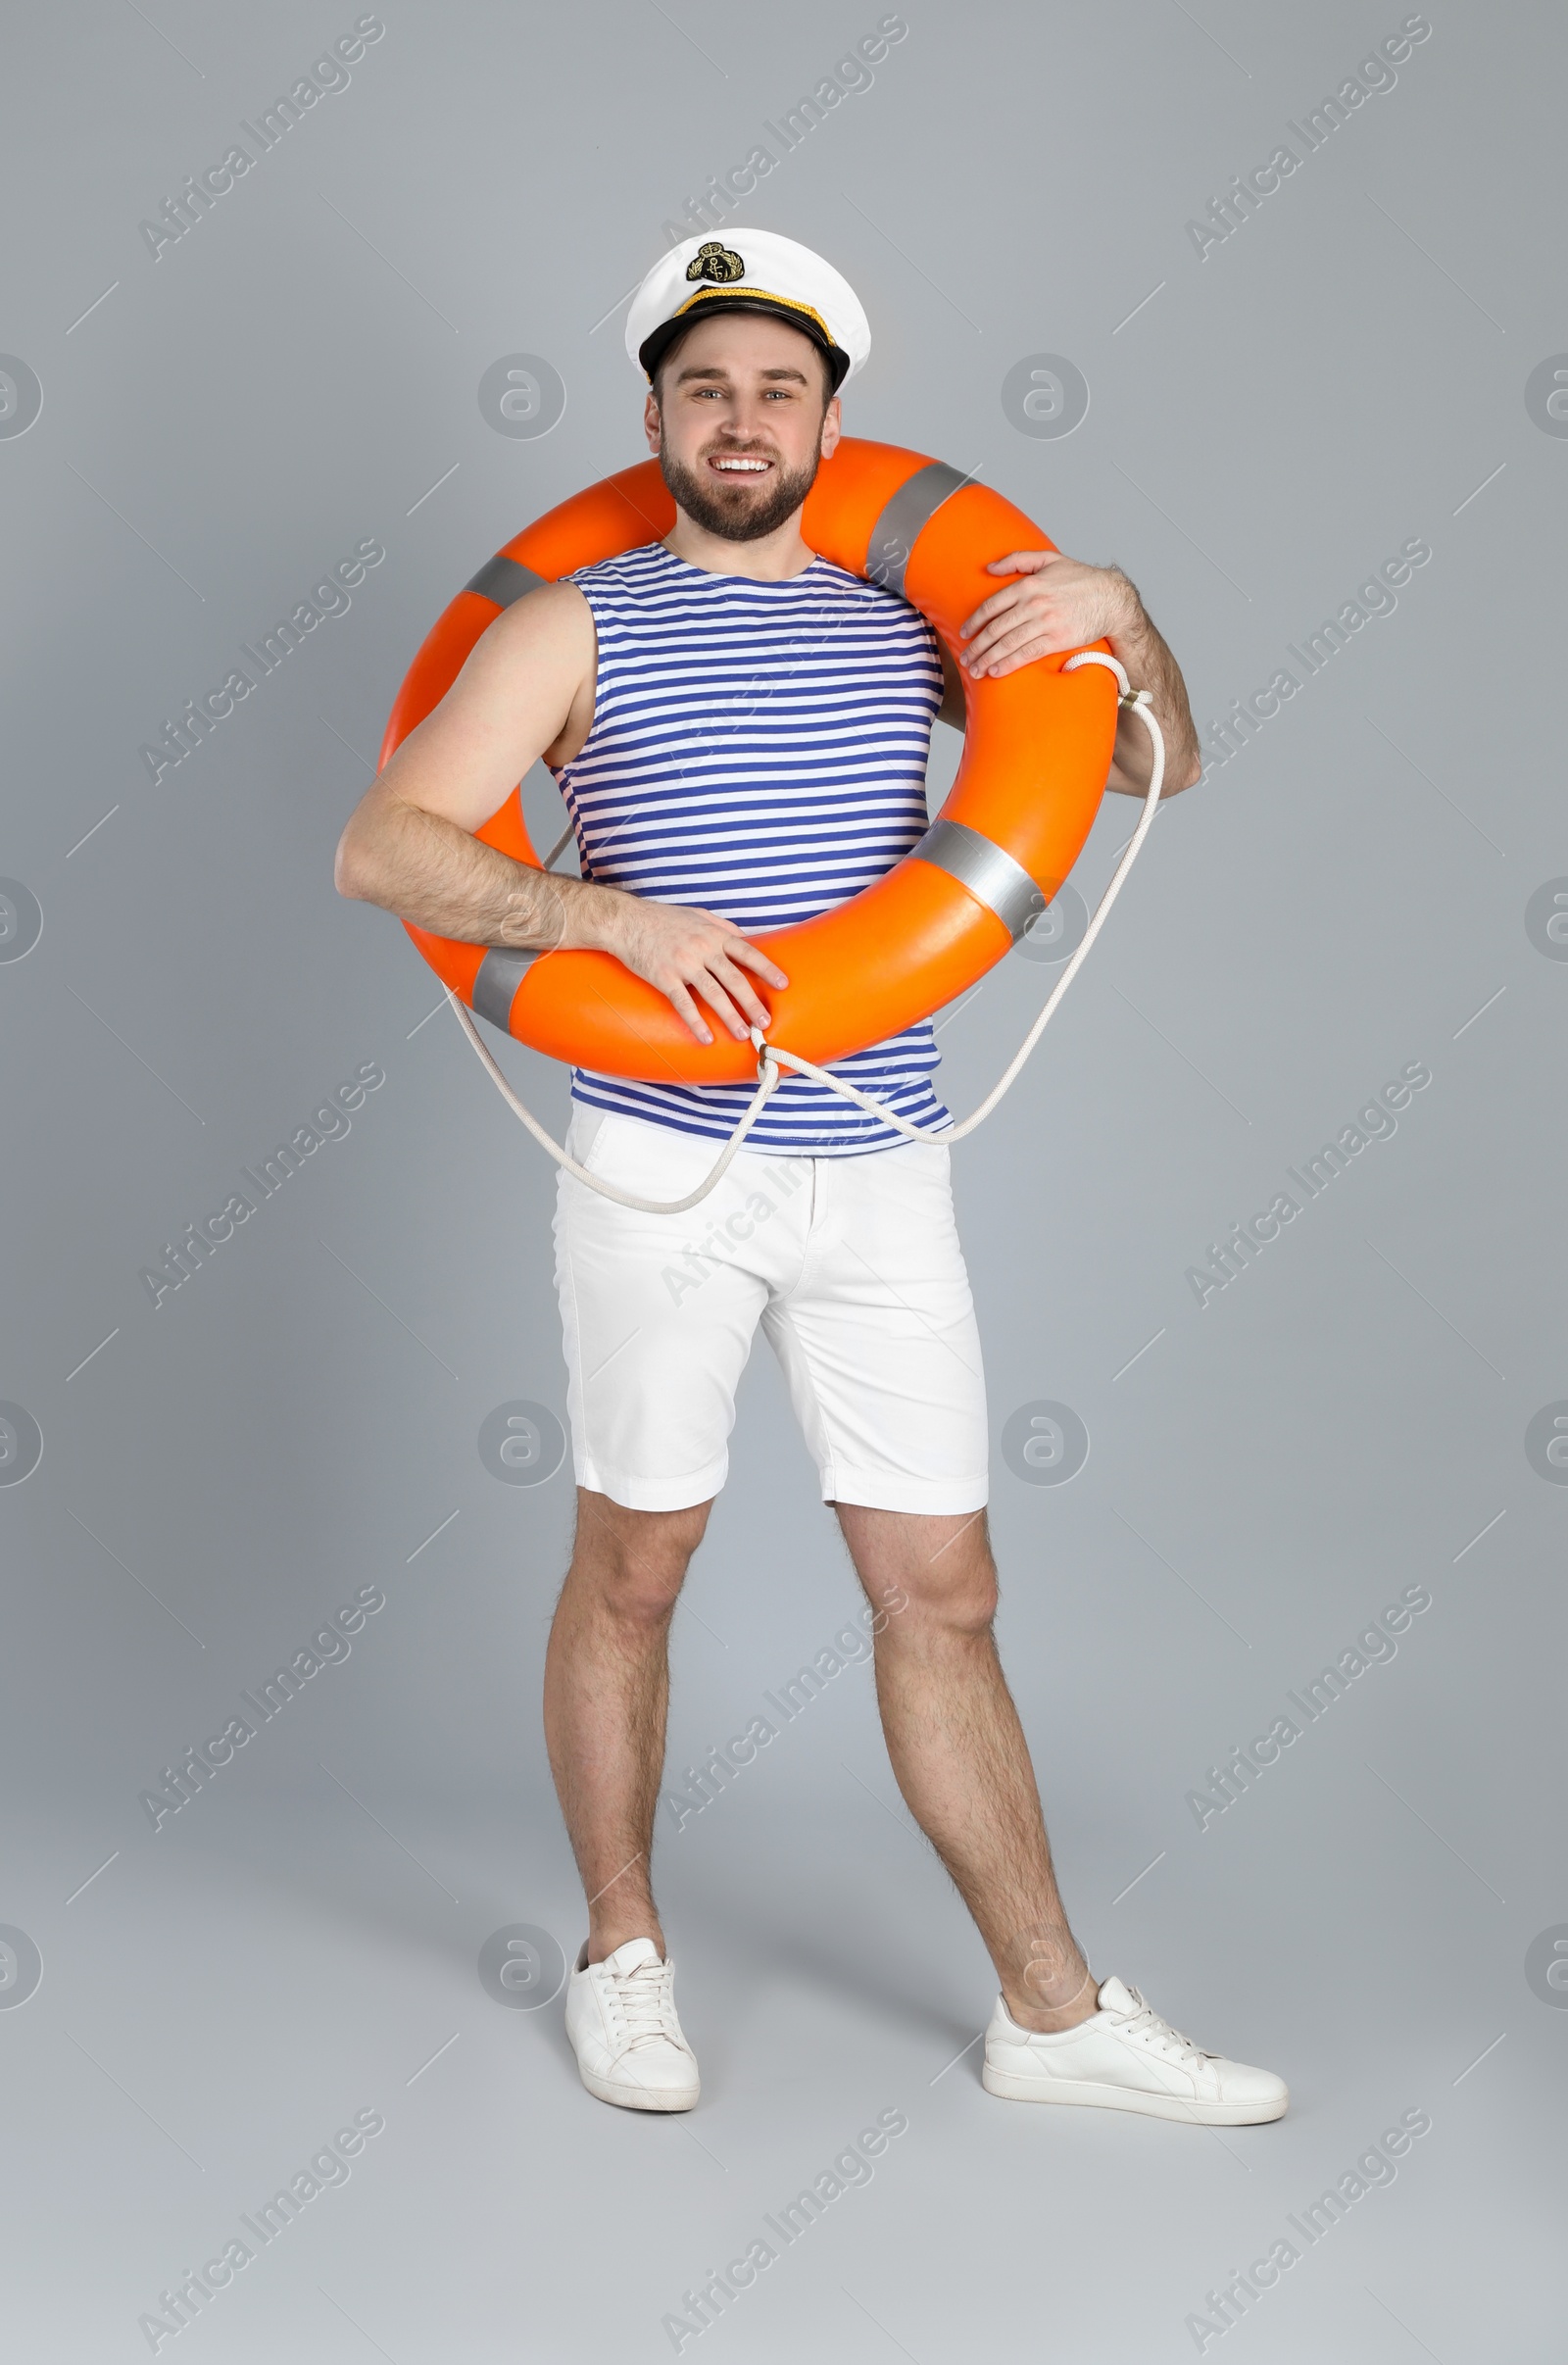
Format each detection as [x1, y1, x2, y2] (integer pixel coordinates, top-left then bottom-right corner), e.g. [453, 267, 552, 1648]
[564, 1937, 701, 2112]
[982, 1973, 1288, 2126]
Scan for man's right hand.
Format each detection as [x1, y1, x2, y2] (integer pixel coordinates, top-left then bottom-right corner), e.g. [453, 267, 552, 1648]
[573, 890, 789, 1047]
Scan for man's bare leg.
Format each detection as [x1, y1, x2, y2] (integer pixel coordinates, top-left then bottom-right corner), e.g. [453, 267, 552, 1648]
[543, 1488, 711, 1963]
[835, 1503, 1098, 2033]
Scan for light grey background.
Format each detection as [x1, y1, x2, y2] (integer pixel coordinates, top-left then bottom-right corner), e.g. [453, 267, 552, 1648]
[2, 3, 1562, 2357]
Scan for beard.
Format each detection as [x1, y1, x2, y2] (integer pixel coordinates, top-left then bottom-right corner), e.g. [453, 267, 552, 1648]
[657, 435, 824, 543]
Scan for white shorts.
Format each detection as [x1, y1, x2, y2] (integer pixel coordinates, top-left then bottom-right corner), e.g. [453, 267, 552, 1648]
[552, 1108, 990, 1515]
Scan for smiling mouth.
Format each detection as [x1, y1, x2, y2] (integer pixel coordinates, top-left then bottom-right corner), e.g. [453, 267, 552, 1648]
[707, 454, 774, 477]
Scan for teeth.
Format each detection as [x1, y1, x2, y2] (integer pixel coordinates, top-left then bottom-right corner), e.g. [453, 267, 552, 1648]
[713, 458, 769, 471]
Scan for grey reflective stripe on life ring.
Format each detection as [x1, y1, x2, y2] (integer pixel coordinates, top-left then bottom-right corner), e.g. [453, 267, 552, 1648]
[465, 554, 547, 608]
[470, 945, 542, 1031]
[863, 460, 976, 599]
[912, 818, 1048, 942]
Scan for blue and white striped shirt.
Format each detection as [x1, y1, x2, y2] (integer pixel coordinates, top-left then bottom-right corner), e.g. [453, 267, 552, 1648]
[555, 541, 952, 1154]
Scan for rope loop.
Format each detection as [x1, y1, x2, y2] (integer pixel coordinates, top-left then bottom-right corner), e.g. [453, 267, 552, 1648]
[449, 673, 1168, 1206]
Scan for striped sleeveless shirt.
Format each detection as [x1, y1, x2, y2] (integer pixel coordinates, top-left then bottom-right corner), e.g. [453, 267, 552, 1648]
[553, 540, 952, 1155]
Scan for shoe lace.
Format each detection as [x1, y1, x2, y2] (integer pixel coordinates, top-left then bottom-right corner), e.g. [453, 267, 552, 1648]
[1118, 1986, 1214, 2065]
[604, 1956, 678, 2049]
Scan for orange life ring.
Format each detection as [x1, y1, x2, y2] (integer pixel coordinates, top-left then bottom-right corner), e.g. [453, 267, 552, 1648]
[379, 437, 1119, 1083]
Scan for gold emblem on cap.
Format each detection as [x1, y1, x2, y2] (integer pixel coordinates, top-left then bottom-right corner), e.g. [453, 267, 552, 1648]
[685, 240, 746, 285]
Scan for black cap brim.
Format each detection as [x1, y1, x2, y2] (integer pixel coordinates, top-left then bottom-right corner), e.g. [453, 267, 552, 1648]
[639, 296, 850, 393]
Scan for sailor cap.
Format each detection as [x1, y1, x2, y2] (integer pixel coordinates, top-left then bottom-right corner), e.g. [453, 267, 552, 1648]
[625, 226, 870, 394]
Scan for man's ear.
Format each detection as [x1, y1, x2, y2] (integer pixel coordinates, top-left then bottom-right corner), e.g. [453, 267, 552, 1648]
[819, 395, 843, 460]
[644, 390, 662, 452]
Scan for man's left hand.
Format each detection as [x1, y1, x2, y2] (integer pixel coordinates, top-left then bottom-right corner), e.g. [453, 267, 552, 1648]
[956, 550, 1136, 677]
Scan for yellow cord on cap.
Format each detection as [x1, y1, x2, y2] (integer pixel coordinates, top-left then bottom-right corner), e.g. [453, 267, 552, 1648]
[672, 283, 834, 344]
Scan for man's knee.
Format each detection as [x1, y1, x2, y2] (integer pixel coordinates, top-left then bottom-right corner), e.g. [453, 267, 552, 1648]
[571, 1490, 712, 1621]
[838, 1504, 999, 1636]
[914, 1555, 999, 1636]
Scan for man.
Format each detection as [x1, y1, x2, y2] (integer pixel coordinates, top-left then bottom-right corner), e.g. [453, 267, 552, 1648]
[335, 228, 1287, 2129]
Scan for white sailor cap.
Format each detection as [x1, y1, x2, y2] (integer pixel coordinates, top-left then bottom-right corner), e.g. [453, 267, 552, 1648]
[625, 226, 870, 394]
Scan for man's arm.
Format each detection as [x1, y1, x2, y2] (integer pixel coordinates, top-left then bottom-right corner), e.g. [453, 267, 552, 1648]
[939, 552, 1204, 797]
[333, 583, 786, 1046]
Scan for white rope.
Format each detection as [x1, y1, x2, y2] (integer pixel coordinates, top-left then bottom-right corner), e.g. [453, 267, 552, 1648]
[446, 652, 1164, 1209]
[445, 993, 786, 1213]
[761, 657, 1164, 1142]
[445, 809, 794, 1211]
